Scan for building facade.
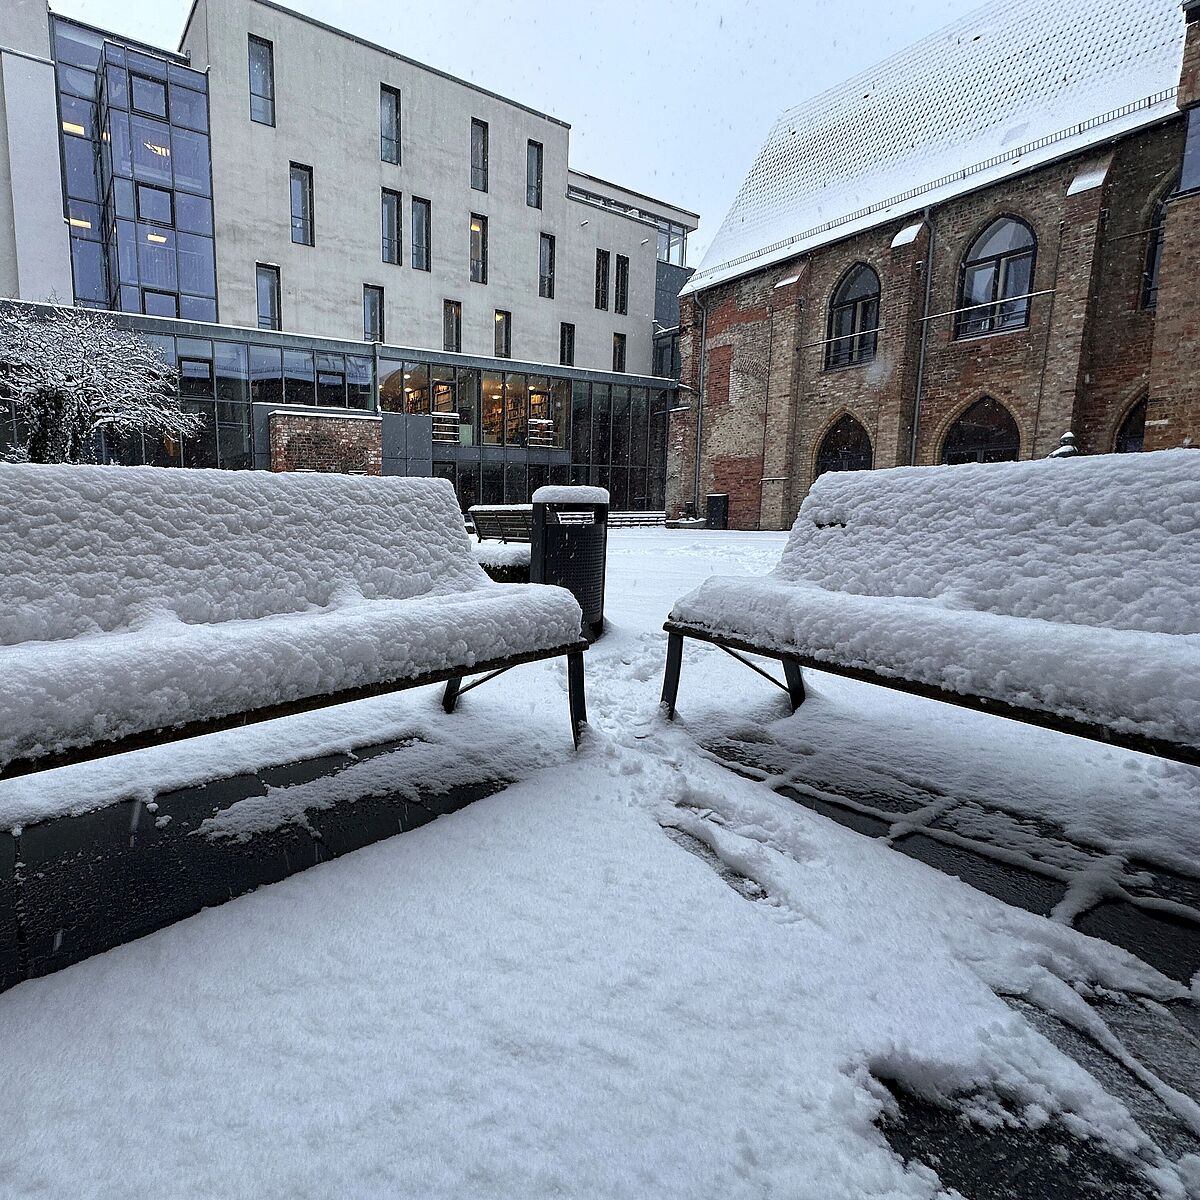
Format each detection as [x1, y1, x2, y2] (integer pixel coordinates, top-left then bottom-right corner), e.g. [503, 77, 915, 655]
[668, 0, 1200, 530]
[0, 0, 696, 506]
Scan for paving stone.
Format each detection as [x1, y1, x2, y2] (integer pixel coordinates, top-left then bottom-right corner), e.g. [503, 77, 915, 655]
[1075, 901, 1200, 986]
[892, 833, 1066, 916]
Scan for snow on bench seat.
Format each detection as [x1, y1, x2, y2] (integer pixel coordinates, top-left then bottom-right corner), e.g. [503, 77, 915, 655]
[0, 464, 584, 766]
[668, 450, 1200, 750]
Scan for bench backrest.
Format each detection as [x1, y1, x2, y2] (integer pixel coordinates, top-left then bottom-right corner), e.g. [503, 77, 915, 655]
[0, 464, 485, 645]
[778, 450, 1200, 635]
[469, 505, 533, 543]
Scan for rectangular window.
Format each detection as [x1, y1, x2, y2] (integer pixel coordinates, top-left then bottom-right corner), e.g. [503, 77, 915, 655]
[141, 288, 177, 318]
[256, 263, 280, 330]
[290, 162, 313, 245]
[527, 140, 543, 208]
[595, 248, 610, 310]
[382, 188, 402, 264]
[130, 75, 167, 119]
[470, 118, 489, 191]
[539, 232, 555, 298]
[248, 35, 274, 126]
[494, 309, 511, 358]
[136, 183, 173, 226]
[559, 321, 575, 366]
[612, 332, 627, 373]
[443, 299, 462, 353]
[470, 213, 488, 284]
[363, 284, 384, 342]
[380, 84, 401, 164]
[615, 253, 629, 315]
[411, 196, 431, 271]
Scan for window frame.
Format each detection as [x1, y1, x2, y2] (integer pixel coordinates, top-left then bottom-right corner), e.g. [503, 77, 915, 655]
[595, 248, 610, 311]
[494, 309, 512, 359]
[470, 213, 488, 284]
[380, 84, 402, 165]
[135, 182, 173, 227]
[255, 262, 281, 330]
[363, 284, 384, 343]
[954, 215, 1037, 340]
[129, 73, 167, 120]
[1141, 194, 1170, 311]
[247, 34, 275, 127]
[381, 187, 402, 265]
[470, 118, 489, 192]
[443, 299, 462, 353]
[824, 263, 881, 370]
[612, 331, 627, 373]
[559, 321, 575, 366]
[411, 196, 431, 271]
[526, 140, 543, 208]
[289, 162, 314, 246]
[614, 253, 629, 315]
[539, 232, 555, 299]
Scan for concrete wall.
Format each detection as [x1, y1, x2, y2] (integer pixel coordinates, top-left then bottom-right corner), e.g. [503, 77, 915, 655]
[669, 118, 1194, 530]
[0, 0, 73, 303]
[183, 0, 664, 375]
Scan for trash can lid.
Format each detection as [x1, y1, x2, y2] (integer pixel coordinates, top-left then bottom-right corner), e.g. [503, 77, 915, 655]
[532, 485, 610, 504]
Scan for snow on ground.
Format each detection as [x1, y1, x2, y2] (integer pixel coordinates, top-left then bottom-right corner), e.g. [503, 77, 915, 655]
[3, 529, 1200, 1197]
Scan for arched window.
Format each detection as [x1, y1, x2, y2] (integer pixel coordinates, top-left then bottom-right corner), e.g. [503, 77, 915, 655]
[815, 413, 873, 477]
[1141, 196, 1169, 310]
[825, 264, 880, 369]
[955, 217, 1036, 339]
[1115, 397, 1147, 453]
[941, 397, 1020, 465]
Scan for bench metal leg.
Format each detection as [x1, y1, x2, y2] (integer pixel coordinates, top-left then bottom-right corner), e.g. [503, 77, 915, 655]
[782, 658, 806, 712]
[442, 676, 462, 714]
[567, 650, 587, 747]
[660, 631, 684, 720]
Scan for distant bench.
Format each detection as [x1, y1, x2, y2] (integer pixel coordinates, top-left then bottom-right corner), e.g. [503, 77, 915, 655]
[662, 450, 1200, 766]
[0, 465, 589, 780]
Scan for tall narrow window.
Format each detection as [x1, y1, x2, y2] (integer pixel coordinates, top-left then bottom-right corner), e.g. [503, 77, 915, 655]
[825, 263, 880, 368]
[470, 214, 488, 284]
[612, 332, 627, 373]
[539, 233, 555, 298]
[289, 163, 313, 245]
[256, 263, 280, 330]
[382, 188, 402, 264]
[470, 118, 488, 191]
[559, 322, 575, 366]
[595, 248, 610, 310]
[380, 84, 401, 164]
[527, 140, 543, 208]
[248, 35, 275, 126]
[955, 217, 1036, 338]
[412, 197, 431, 271]
[443, 300, 461, 353]
[614, 253, 629, 315]
[363, 285, 384, 342]
[494, 309, 511, 358]
[1142, 196, 1169, 310]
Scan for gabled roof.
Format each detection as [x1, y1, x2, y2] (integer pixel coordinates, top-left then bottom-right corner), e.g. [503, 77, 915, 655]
[684, 0, 1186, 296]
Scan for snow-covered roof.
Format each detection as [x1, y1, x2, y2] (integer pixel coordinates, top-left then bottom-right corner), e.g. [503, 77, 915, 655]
[684, 0, 1186, 296]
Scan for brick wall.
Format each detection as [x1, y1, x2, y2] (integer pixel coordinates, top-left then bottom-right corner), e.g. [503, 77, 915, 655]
[672, 117, 1195, 530]
[269, 412, 383, 475]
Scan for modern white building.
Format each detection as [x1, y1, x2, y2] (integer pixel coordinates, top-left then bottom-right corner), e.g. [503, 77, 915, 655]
[180, 0, 697, 375]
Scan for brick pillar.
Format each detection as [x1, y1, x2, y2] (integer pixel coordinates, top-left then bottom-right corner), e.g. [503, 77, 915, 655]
[665, 295, 701, 517]
[1032, 162, 1108, 456]
[268, 412, 383, 474]
[1146, 3, 1200, 449]
[759, 270, 806, 530]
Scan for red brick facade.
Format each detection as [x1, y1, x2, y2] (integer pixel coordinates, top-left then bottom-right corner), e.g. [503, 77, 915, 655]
[669, 115, 1195, 530]
[269, 412, 383, 475]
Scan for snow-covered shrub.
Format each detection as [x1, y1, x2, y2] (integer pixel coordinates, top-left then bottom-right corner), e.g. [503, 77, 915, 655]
[0, 304, 199, 464]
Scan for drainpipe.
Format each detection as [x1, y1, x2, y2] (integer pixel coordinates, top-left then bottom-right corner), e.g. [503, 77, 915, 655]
[691, 289, 709, 514]
[909, 208, 935, 466]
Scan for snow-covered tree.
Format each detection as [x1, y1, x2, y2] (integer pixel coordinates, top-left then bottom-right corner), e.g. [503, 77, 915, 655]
[0, 304, 200, 464]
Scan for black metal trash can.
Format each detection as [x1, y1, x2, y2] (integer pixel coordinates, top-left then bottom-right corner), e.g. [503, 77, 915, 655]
[706, 493, 729, 530]
[531, 490, 609, 642]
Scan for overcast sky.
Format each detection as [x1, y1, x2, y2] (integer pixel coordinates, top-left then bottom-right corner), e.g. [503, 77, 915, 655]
[49, 0, 985, 264]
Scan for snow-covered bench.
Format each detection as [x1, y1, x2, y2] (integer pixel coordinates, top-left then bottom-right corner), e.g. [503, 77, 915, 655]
[0, 465, 589, 778]
[662, 451, 1200, 766]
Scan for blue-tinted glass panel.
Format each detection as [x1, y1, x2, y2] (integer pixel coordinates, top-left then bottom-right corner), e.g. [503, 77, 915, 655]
[115, 220, 138, 281]
[130, 116, 173, 185]
[136, 183, 172, 225]
[106, 66, 128, 108]
[346, 356, 373, 410]
[179, 295, 218, 322]
[126, 50, 167, 82]
[175, 192, 213, 235]
[178, 232, 216, 296]
[130, 74, 167, 119]
[137, 224, 177, 290]
[59, 94, 95, 137]
[172, 128, 210, 195]
[283, 351, 315, 405]
[70, 237, 107, 303]
[54, 25, 103, 69]
[250, 345, 283, 404]
[106, 111, 132, 176]
[169, 84, 208, 132]
[114, 177, 135, 219]
[214, 342, 250, 419]
[142, 289, 177, 317]
[66, 199, 101, 239]
[63, 136, 98, 201]
[57, 63, 98, 99]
